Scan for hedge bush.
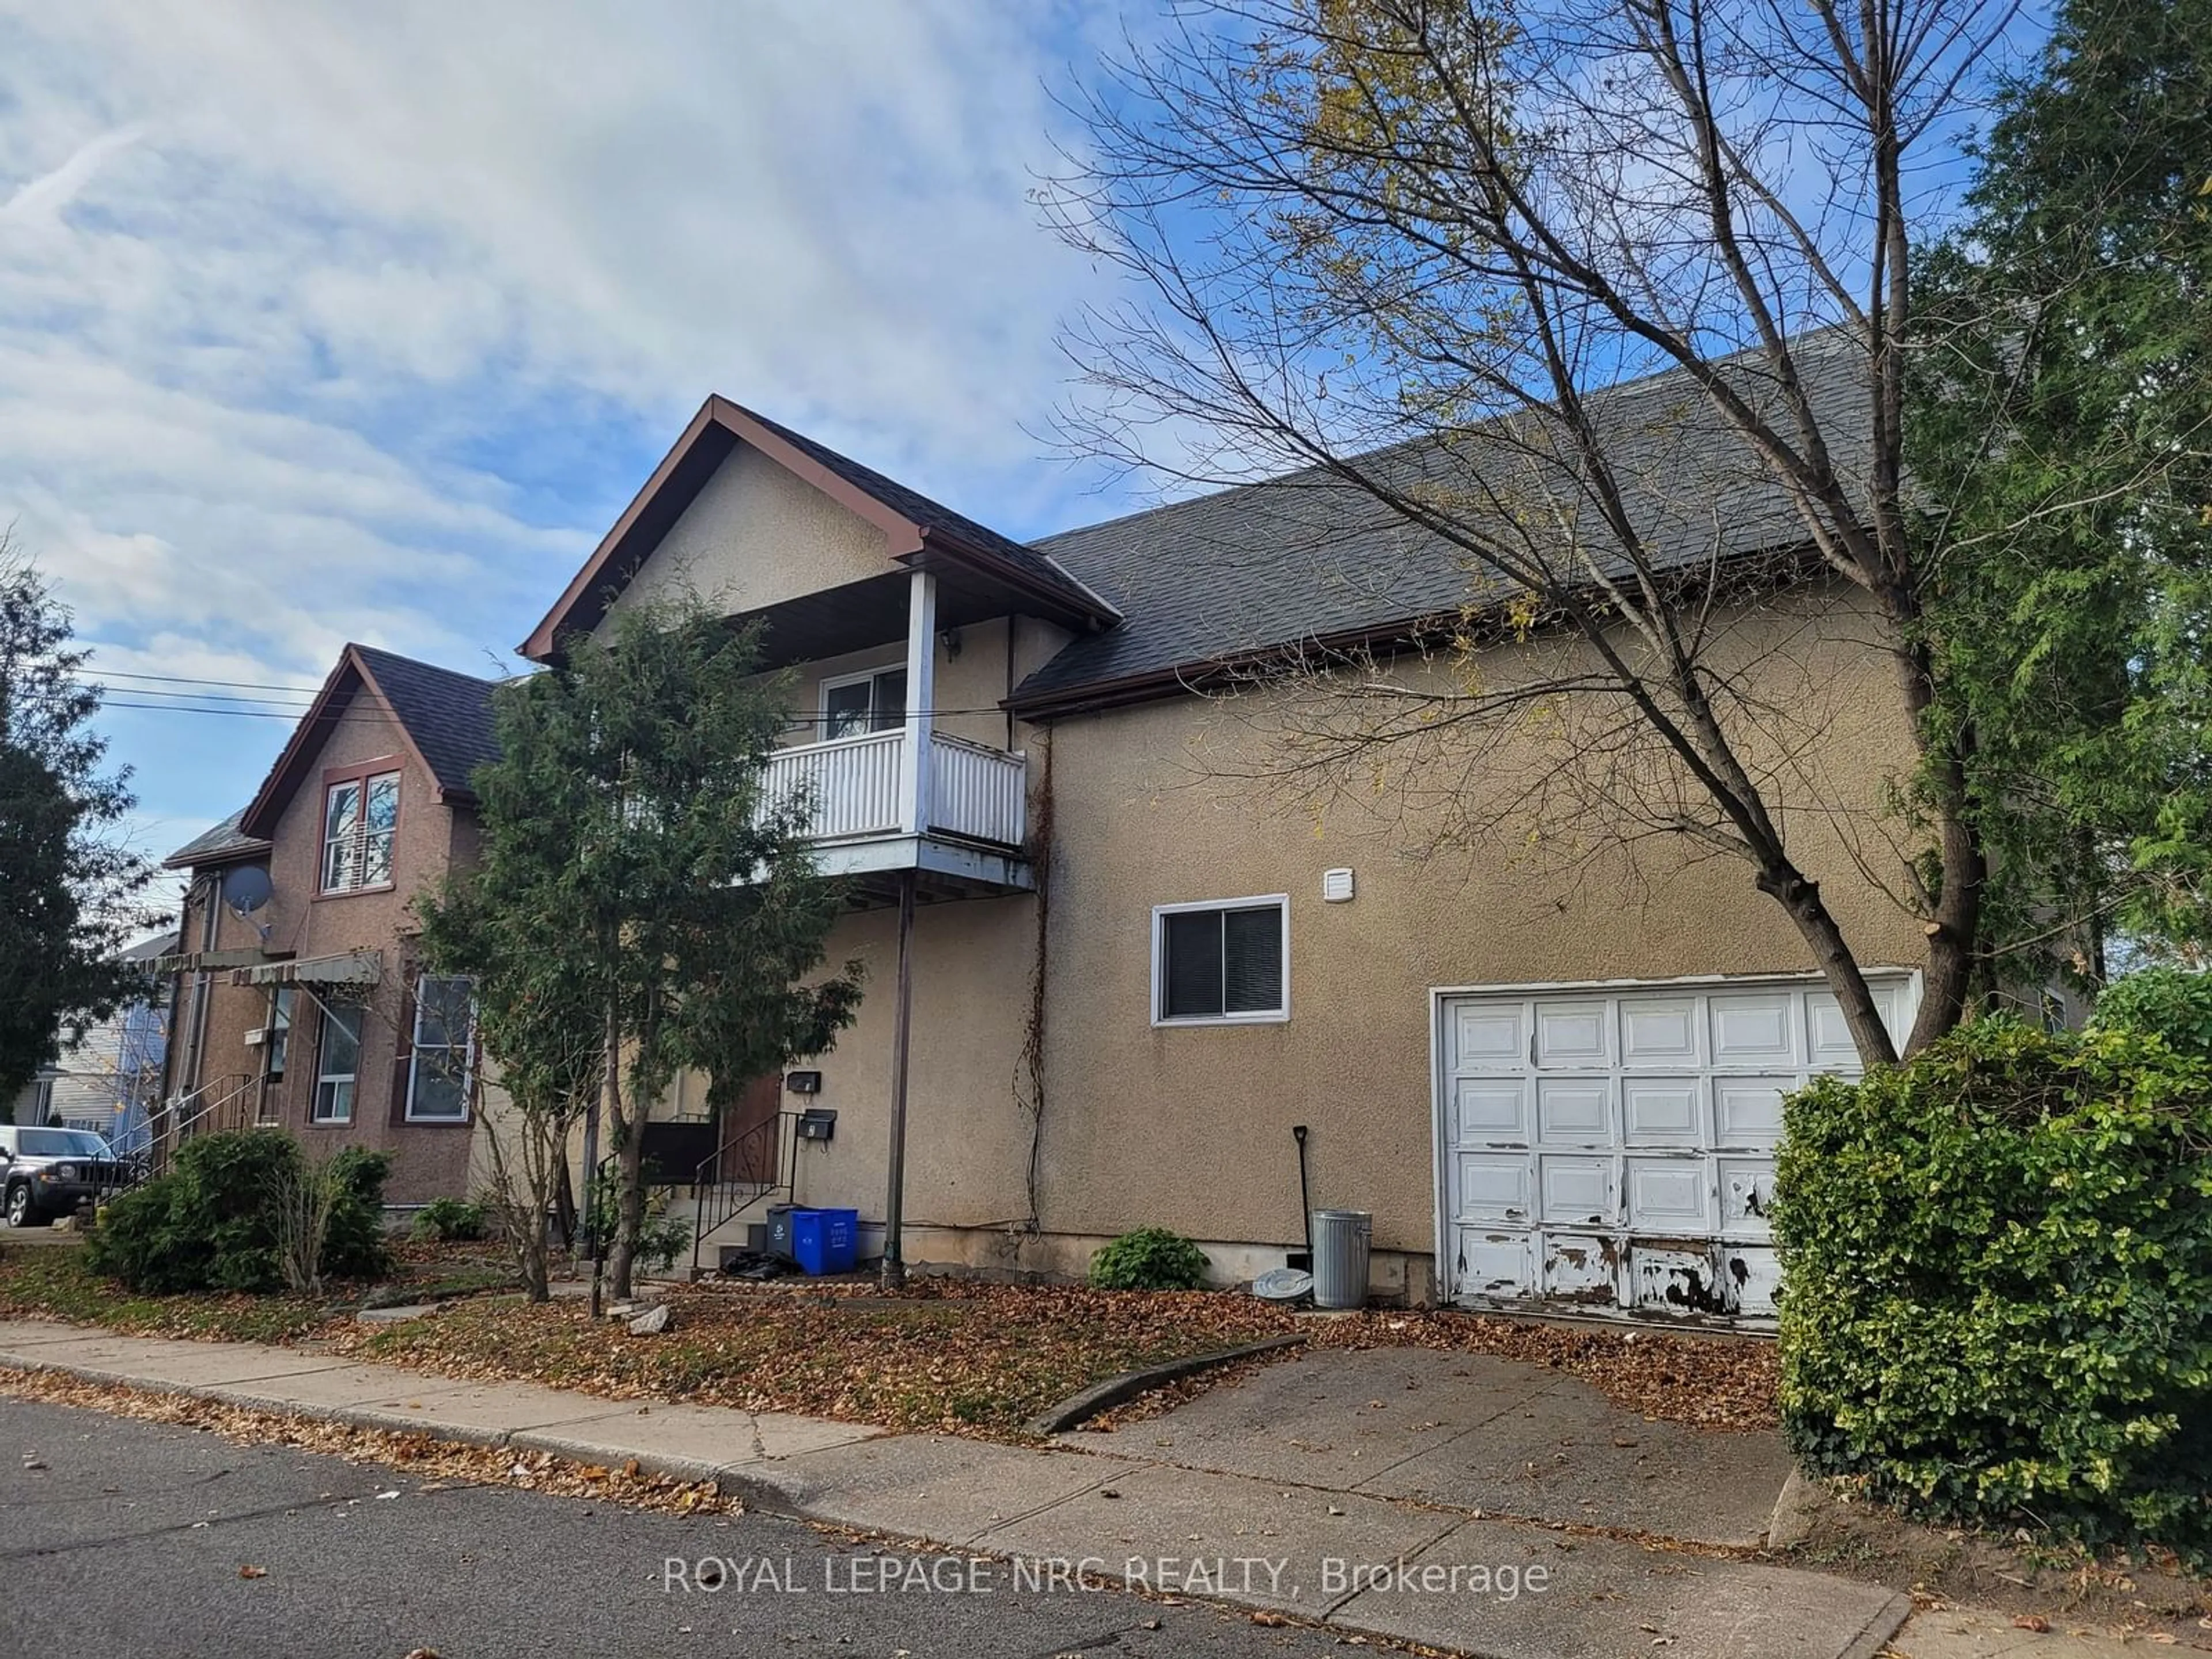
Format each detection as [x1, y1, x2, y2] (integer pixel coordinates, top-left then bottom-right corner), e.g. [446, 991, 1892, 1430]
[2090, 965, 2212, 1056]
[88, 1130, 391, 1295]
[1774, 1007, 2212, 1562]
[1088, 1226, 1209, 1291]
[410, 1195, 489, 1244]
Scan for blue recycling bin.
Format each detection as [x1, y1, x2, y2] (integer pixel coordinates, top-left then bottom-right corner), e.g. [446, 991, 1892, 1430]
[790, 1207, 858, 1276]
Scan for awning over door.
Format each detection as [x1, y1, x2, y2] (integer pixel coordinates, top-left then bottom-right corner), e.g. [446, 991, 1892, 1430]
[230, 949, 383, 988]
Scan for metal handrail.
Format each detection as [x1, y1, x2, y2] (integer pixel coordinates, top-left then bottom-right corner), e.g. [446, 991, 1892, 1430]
[135, 1073, 262, 1186]
[688, 1110, 801, 1277]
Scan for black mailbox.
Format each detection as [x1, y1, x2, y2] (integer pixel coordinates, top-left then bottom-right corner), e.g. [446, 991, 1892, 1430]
[797, 1108, 836, 1143]
[785, 1070, 822, 1094]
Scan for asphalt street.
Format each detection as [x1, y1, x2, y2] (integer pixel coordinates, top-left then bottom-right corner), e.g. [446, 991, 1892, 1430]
[0, 1396, 1380, 1659]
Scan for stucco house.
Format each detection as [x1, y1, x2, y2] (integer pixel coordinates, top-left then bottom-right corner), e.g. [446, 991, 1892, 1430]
[160, 645, 502, 1210]
[522, 368, 1928, 1322]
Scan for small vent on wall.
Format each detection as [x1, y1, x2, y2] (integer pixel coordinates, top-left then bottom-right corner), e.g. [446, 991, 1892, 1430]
[1322, 868, 1355, 903]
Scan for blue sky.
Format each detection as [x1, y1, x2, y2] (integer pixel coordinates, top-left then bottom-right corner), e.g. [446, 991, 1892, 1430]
[1, 0, 2044, 896]
[0, 0, 1154, 874]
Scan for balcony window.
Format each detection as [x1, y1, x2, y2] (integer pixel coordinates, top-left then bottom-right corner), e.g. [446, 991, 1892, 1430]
[821, 668, 906, 740]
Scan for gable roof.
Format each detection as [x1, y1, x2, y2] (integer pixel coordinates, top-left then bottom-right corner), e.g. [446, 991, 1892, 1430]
[236, 645, 501, 840]
[350, 646, 503, 798]
[162, 808, 270, 871]
[521, 396, 1118, 658]
[1012, 334, 1870, 714]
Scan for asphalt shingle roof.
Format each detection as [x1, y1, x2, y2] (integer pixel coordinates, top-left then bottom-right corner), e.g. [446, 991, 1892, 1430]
[1016, 336, 1869, 706]
[353, 646, 503, 799]
[162, 808, 268, 870]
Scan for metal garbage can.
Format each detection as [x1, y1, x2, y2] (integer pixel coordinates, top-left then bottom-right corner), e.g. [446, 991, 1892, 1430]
[1310, 1209, 1372, 1309]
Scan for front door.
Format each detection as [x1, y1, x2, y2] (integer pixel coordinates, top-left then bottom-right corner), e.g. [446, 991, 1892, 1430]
[716, 1073, 783, 1186]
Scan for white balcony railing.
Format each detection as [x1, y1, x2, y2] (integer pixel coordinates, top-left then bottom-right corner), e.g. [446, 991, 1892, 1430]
[760, 730, 1027, 850]
[927, 732, 1027, 847]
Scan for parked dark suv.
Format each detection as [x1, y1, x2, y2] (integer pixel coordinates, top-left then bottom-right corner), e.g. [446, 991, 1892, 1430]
[0, 1126, 127, 1227]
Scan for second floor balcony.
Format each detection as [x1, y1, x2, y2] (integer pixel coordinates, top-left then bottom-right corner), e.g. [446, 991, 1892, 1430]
[764, 727, 1025, 847]
[761, 725, 1032, 895]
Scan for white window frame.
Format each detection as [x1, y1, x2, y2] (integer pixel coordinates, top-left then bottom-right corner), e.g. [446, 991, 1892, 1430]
[320, 770, 400, 895]
[1150, 893, 1291, 1027]
[310, 999, 362, 1124]
[817, 665, 907, 741]
[404, 975, 475, 1123]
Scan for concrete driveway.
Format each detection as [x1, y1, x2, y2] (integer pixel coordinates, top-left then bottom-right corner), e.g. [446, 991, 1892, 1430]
[1071, 1346, 1794, 1548]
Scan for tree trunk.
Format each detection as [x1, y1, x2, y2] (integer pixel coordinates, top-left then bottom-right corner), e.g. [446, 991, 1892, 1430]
[1884, 630, 1988, 1056]
[608, 1119, 646, 1301]
[1758, 858, 1901, 1068]
[520, 1232, 550, 1303]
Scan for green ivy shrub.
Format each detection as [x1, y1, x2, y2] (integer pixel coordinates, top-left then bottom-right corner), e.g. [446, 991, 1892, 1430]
[1774, 1012, 2212, 1563]
[86, 1179, 208, 1294]
[86, 1130, 390, 1296]
[1088, 1226, 1209, 1291]
[2091, 967, 2212, 1057]
[320, 1148, 393, 1282]
[636, 1211, 694, 1275]
[410, 1195, 489, 1244]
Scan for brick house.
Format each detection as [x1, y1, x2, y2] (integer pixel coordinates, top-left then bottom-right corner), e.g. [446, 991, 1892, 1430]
[160, 645, 501, 1210]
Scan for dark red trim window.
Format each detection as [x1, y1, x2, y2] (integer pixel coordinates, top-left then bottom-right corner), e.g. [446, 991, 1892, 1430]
[321, 765, 400, 894]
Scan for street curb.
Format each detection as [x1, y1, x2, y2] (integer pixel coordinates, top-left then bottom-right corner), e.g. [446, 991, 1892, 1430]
[0, 1352, 759, 1488]
[1837, 1591, 1915, 1659]
[1025, 1334, 1305, 1435]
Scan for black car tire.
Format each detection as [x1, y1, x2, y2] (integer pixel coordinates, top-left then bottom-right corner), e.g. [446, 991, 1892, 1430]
[4, 1183, 35, 1228]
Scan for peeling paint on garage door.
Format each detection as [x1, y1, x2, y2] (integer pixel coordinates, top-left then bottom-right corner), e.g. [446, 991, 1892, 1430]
[1432, 974, 1917, 1323]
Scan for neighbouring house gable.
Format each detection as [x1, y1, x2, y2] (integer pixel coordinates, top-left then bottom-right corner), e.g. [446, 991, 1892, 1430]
[236, 645, 500, 844]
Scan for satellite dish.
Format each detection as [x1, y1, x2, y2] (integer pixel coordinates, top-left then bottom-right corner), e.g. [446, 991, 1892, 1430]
[221, 865, 274, 916]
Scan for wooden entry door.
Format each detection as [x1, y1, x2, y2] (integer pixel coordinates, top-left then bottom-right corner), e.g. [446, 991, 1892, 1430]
[716, 1073, 782, 1186]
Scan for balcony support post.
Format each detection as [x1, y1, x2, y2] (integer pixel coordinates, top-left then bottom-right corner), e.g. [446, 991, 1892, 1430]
[898, 569, 937, 836]
[880, 866, 918, 1289]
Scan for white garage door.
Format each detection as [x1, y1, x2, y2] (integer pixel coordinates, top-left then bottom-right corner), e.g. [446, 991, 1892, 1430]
[1435, 974, 1916, 1321]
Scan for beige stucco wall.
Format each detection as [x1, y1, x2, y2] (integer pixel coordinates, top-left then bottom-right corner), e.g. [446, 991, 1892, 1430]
[603, 442, 896, 623]
[1018, 585, 1930, 1266]
[780, 897, 1039, 1227]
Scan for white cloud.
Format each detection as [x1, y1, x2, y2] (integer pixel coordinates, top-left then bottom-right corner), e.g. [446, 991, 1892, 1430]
[0, 0, 1135, 845]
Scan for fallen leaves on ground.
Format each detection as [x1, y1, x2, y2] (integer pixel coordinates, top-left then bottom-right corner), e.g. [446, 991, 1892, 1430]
[5, 1240, 1779, 1438]
[327, 1277, 1777, 1437]
[0, 1365, 743, 1520]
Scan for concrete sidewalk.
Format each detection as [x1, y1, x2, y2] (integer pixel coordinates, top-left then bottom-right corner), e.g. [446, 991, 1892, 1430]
[0, 1316, 1914, 1659]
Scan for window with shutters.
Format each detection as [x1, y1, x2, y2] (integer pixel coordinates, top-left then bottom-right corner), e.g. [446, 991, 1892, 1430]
[1151, 896, 1290, 1025]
